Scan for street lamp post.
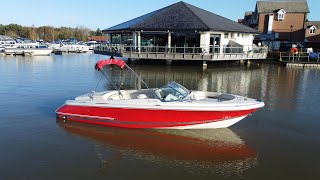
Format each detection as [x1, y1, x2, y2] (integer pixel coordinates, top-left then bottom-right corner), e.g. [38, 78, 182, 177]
[290, 25, 293, 42]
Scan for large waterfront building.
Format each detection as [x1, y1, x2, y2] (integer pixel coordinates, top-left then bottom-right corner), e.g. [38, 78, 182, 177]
[99, 1, 267, 61]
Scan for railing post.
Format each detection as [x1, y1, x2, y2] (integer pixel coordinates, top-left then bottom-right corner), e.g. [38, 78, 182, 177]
[211, 45, 214, 59]
[289, 53, 291, 62]
[156, 45, 158, 58]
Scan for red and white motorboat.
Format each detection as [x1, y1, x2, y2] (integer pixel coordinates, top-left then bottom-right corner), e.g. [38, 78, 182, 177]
[56, 58, 264, 129]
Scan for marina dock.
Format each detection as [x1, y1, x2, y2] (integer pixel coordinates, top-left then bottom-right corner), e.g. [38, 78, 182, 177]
[279, 52, 320, 68]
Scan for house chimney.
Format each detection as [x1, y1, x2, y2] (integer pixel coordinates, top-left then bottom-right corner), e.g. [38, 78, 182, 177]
[267, 14, 274, 34]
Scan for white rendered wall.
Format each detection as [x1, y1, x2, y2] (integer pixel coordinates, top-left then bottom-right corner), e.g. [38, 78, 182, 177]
[200, 32, 210, 53]
[200, 31, 255, 54]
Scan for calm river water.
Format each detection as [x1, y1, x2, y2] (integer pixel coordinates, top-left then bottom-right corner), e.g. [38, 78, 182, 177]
[0, 54, 319, 180]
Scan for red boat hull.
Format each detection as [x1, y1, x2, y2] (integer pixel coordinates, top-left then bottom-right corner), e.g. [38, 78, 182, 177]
[56, 105, 257, 129]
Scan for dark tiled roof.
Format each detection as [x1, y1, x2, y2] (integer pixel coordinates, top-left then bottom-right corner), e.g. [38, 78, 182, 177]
[244, 11, 253, 21]
[103, 1, 259, 34]
[306, 21, 320, 28]
[256, 0, 309, 13]
[245, 11, 254, 16]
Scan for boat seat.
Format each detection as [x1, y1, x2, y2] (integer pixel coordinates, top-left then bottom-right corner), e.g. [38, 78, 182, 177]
[154, 89, 165, 100]
[137, 94, 148, 99]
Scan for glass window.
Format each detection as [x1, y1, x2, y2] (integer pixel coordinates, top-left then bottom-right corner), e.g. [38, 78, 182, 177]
[156, 81, 190, 102]
[171, 32, 200, 47]
[141, 33, 168, 46]
[310, 27, 316, 34]
[224, 33, 229, 39]
[278, 13, 284, 21]
[110, 34, 121, 44]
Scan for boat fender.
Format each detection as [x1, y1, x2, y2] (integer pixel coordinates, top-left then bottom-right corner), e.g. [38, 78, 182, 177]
[62, 116, 68, 123]
[291, 47, 298, 54]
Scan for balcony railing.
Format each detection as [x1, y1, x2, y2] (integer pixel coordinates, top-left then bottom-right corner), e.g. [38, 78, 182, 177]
[93, 43, 268, 61]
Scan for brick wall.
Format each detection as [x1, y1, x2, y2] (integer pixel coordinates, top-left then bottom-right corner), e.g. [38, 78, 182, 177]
[258, 13, 306, 42]
[305, 29, 320, 42]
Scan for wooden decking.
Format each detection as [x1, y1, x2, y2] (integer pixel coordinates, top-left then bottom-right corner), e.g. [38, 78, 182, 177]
[94, 44, 268, 61]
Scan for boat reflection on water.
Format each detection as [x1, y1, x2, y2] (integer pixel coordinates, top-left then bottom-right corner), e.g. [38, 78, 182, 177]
[58, 122, 258, 176]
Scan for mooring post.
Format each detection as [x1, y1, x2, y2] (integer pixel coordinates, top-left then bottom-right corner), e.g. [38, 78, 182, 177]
[166, 60, 172, 65]
[203, 61, 207, 70]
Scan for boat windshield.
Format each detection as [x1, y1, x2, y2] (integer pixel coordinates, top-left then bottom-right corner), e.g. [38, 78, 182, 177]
[155, 81, 190, 101]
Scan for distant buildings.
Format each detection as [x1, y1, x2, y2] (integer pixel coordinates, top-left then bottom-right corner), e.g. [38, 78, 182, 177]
[305, 21, 320, 43]
[240, 0, 319, 50]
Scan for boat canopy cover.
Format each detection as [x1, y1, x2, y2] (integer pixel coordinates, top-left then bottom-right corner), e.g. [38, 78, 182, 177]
[95, 58, 127, 71]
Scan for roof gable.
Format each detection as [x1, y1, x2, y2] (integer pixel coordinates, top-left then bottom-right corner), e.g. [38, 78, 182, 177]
[131, 2, 209, 31]
[310, 25, 317, 30]
[306, 21, 320, 28]
[256, 1, 309, 13]
[277, 9, 286, 14]
[104, 1, 259, 34]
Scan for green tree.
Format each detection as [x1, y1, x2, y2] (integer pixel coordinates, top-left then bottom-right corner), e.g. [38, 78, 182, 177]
[5, 24, 28, 37]
[27, 25, 38, 40]
[0, 24, 5, 35]
[95, 28, 103, 36]
[37, 26, 55, 41]
[57, 27, 74, 40]
[0, 23, 93, 41]
[74, 25, 91, 41]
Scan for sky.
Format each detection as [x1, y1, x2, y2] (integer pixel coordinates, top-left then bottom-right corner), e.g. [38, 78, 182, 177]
[0, 0, 319, 30]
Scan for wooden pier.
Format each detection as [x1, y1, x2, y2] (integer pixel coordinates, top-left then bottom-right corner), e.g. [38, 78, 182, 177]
[286, 62, 320, 68]
[94, 44, 268, 61]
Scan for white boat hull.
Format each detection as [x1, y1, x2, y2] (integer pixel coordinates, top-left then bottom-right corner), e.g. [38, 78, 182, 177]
[4, 48, 53, 56]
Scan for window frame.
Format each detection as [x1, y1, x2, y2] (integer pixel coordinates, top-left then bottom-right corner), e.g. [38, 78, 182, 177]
[310, 26, 316, 34]
[277, 9, 286, 21]
[224, 33, 229, 39]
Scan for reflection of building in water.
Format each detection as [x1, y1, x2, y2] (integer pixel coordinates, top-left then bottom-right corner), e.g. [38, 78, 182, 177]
[108, 64, 264, 97]
[261, 66, 302, 110]
[102, 63, 302, 110]
[59, 122, 257, 177]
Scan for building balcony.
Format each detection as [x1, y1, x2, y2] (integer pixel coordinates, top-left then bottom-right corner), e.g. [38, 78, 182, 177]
[93, 43, 268, 61]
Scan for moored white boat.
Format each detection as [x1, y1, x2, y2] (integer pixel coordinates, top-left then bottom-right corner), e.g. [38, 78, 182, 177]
[56, 38, 90, 53]
[58, 44, 90, 53]
[0, 35, 16, 51]
[4, 44, 53, 56]
[56, 58, 264, 129]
